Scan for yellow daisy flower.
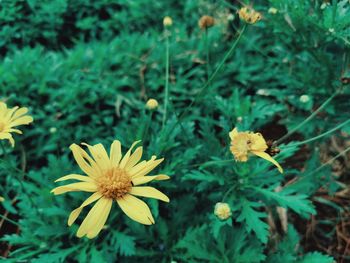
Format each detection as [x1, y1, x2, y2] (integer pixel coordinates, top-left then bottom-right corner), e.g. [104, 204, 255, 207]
[51, 140, 170, 239]
[229, 128, 283, 173]
[0, 102, 34, 147]
[238, 7, 262, 24]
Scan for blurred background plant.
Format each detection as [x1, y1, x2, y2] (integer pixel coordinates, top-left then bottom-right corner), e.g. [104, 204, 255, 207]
[0, 0, 349, 262]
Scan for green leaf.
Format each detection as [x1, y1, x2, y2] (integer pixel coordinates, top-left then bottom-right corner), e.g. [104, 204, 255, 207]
[235, 199, 270, 244]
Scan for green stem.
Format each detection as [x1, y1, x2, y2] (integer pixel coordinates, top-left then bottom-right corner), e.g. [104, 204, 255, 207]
[310, 146, 350, 176]
[277, 88, 341, 144]
[159, 25, 247, 153]
[205, 27, 210, 84]
[0, 213, 20, 227]
[142, 110, 154, 143]
[222, 185, 235, 202]
[284, 118, 350, 148]
[178, 25, 246, 122]
[162, 29, 170, 128]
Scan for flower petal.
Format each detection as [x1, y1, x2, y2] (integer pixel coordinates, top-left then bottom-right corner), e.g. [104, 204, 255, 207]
[0, 132, 15, 147]
[131, 158, 164, 179]
[110, 140, 122, 165]
[8, 115, 33, 127]
[119, 140, 141, 169]
[82, 143, 111, 171]
[51, 182, 97, 195]
[69, 144, 101, 179]
[124, 146, 143, 171]
[76, 197, 111, 238]
[117, 194, 155, 225]
[86, 198, 113, 239]
[11, 107, 29, 120]
[132, 174, 170, 186]
[249, 133, 268, 152]
[55, 174, 94, 183]
[251, 151, 283, 173]
[229, 127, 238, 141]
[68, 192, 102, 226]
[130, 186, 169, 202]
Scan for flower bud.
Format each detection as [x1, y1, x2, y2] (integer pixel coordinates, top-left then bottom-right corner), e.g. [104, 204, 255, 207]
[198, 15, 215, 29]
[146, 99, 159, 110]
[163, 16, 173, 27]
[214, 202, 231, 220]
[268, 7, 278, 14]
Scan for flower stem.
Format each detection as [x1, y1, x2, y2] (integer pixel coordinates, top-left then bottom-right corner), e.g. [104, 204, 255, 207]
[277, 88, 342, 144]
[284, 118, 350, 148]
[162, 29, 170, 129]
[310, 146, 350, 176]
[159, 25, 247, 153]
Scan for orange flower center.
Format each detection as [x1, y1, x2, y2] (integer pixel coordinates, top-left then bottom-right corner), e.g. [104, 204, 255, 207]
[97, 167, 132, 199]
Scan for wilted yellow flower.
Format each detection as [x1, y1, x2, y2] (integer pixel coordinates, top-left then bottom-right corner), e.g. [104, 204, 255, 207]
[163, 16, 173, 27]
[238, 7, 262, 24]
[268, 7, 278, 14]
[146, 98, 159, 110]
[214, 202, 231, 220]
[0, 102, 33, 147]
[52, 140, 170, 239]
[198, 15, 215, 29]
[229, 128, 283, 173]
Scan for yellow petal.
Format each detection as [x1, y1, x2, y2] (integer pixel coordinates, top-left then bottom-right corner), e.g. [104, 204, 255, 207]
[119, 140, 141, 169]
[131, 158, 164, 179]
[110, 140, 122, 165]
[55, 174, 94, 183]
[229, 128, 238, 141]
[69, 144, 101, 179]
[4, 106, 19, 121]
[68, 192, 102, 226]
[0, 132, 15, 147]
[11, 107, 28, 119]
[7, 128, 22, 134]
[124, 146, 143, 171]
[132, 174, 170, 186]
[130, 186, 169, 202]
[82, 143, 111, 171]
[249, 133, 268, 151]
[8, 115, 33, 127]
[76, 197, 110, 238]
[86, 198, 112, 239]
[128, 158, 153, 175]
[117, 194, 155, 225]
[51, 182, 97, 195]
[251, 151, 283, 173]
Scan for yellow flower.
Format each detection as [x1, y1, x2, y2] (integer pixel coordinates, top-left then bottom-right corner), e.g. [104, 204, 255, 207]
[146, 98, 159, 110]
[229, 128, 283, 173]
[238, 7, 262, 24]
[163, 16, 173, 27]
[0, 102, 34, 147]
[214, 202, 231, 220]
[0, 196, 4, 202]
[51, 140, 170, 239]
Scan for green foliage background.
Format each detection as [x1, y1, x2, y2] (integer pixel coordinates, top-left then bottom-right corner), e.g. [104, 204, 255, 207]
[0, 0, 349, 262]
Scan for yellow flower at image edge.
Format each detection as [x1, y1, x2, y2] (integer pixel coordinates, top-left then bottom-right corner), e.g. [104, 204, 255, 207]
[229, 128, 283, 173]
[51, 140, 170, 239]
[0, 102, 34, 147]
